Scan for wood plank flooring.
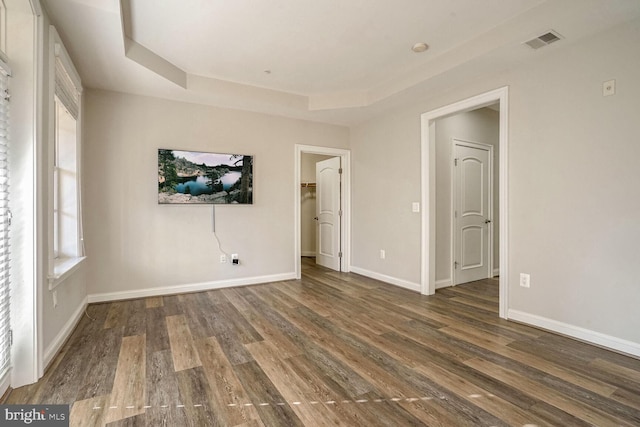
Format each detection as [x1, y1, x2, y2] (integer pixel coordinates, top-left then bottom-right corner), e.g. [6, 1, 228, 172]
[6, 258, 640, 426]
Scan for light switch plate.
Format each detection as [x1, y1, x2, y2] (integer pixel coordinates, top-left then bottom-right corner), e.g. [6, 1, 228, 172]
[412, 202, 420, 213]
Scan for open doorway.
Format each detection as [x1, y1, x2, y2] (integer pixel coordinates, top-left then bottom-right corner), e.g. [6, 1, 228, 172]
[433, 106, 500, 288]
[300, 153, 337, 269]
[420, 87, 509, 318]
[294, 145, 351, 279]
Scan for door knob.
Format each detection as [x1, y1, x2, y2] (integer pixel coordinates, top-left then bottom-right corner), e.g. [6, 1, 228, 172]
[314, 217, 318, 220]
[485, 219, 491, 224]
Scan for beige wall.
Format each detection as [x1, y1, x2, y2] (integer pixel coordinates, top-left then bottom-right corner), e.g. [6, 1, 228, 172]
[300, 154, 332, 256]
[435, 107, 499, 285]
[83, 90, 349, 297]
[351, 18, 640, 345]
[351, 110, 423, 286]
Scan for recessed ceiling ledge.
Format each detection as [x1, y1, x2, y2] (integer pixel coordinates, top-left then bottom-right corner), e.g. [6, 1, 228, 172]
[187, 74, 308, 110]
[308, 91, 370, 111]
[119, 0, 186, 88]
[123, 37, 188, 89]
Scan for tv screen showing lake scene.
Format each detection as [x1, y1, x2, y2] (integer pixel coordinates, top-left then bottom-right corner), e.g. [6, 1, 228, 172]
[158, 149, 253, 204]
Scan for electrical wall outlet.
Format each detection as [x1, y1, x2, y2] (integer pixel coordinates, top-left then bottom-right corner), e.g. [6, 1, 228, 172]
[231, 253, 239, 265]
[220, 254, 227, 263]
[412, 202, 420, 213]
[520, 273, 531, 288]
[380, 249, 385, 259]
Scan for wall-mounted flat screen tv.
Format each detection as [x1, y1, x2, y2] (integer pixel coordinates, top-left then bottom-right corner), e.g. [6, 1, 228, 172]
[158, 149, 253, 204]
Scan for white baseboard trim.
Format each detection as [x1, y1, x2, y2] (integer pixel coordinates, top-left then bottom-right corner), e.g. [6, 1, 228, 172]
[44, 296, 89, 368]
[436, 279, 452, 289]
[508, 309, 640, 358]
[88, 272, 297, 303]
[350, 266, 420, 292]
[493, 268, 500, 277]
[301, 251, 316, 257]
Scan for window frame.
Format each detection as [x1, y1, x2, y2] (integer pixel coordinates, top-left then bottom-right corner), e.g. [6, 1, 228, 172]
[47, 26, 84, 290]
[0, 0, 6, 55]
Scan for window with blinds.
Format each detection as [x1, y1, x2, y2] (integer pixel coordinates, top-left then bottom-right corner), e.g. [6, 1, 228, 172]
[49, 26, 84, 288]
[0, 61, 11, 382]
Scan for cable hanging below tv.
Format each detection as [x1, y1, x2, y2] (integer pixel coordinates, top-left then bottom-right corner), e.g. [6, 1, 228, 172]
[158, 148, 253, 204]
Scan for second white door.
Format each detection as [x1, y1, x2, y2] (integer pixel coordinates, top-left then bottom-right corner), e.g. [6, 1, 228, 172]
[316, 157, 341, 271]
[454, 141, 492, 285]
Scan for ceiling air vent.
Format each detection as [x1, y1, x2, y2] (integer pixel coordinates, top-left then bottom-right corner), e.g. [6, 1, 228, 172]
[524, 30, 563, 50]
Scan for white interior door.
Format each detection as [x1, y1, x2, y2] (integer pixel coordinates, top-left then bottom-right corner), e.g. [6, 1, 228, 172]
[454, 142, 492, 285]
[315, 157, 341, 271]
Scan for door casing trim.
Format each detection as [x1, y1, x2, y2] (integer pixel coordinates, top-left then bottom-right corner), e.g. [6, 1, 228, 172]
[420, 86, 509, 319]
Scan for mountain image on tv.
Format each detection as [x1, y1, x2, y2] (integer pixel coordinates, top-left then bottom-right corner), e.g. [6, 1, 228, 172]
[158, 149, 253, 204]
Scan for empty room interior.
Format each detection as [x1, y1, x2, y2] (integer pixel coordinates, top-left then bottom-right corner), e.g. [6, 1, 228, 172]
[2, 0, 640, 425]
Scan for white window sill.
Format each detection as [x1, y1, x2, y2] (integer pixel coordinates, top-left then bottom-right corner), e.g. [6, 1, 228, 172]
[48, 256, 87, 290]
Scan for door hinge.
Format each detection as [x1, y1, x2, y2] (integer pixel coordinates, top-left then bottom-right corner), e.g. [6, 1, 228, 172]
[338, 168, 343, 174]
[454, 261, 458, 269]
[454, 158, 458, 166]
[9, 329, 12, 347]
[338, 210, 342, 217]
[338, 252, 343, 258]
[454, 210, 457, 218]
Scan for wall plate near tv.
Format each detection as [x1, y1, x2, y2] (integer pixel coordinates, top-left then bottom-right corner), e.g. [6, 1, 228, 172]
[158, 149, 253, 204]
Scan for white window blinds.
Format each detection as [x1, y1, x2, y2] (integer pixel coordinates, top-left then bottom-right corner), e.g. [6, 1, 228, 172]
[54, 54, 79, 119]
[0, 60, 11, 380]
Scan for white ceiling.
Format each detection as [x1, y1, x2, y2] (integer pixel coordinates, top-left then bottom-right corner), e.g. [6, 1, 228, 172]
[42, 0, 640, 126]
[129, 0, 541, 95]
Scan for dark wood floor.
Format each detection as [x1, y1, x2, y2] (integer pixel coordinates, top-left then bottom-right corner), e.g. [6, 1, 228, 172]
[6, 258, 640, 426]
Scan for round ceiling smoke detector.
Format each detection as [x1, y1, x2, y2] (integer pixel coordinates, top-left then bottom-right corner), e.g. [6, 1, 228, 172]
[412, 42, 429, 53]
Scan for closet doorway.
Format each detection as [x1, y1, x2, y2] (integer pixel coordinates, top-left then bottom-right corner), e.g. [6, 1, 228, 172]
[294, 145, 351, 279]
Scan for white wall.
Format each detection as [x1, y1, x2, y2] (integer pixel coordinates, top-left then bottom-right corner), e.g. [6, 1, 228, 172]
[7, 0, 40, 387]
[83, 90, 349, 299]
[300, 153, 332, 256]
[435, 108, 499, 286]
[351, 18, 640, 349]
